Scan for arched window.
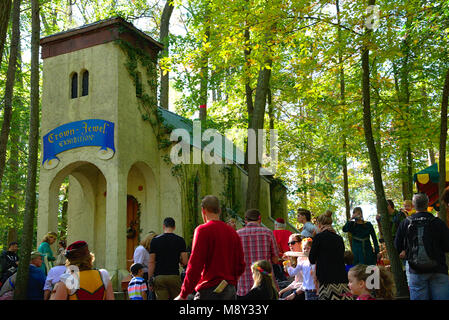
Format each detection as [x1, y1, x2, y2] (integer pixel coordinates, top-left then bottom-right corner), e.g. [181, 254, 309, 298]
[82, 70, 89, 96]
[71, 73, 78, 99]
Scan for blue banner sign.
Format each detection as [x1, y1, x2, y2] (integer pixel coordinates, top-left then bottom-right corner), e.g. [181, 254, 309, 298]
[42, 119, 115, 166]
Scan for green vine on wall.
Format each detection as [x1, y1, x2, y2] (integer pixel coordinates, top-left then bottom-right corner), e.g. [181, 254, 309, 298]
[115, 38, 174, 152]
[219, 165, 240, 220]
[115, 37, 201, 246]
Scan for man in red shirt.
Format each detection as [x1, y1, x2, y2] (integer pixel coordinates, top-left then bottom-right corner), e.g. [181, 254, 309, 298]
[273, 218, 292, 256]
[236, 209, 279, 298]
[272, 217, 292, 282]
[175, 195, 245, 300]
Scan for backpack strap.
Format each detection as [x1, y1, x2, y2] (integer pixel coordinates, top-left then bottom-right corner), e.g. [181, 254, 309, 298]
[406, 216, 413, 230]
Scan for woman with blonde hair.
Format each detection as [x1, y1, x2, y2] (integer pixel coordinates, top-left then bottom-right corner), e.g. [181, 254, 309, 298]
[133, 231, 157, 299]
[279, 233, 305, 300]
[309, 211, 352, 300]
[52, 240, 114, 300]
[38, 231, 58, 275]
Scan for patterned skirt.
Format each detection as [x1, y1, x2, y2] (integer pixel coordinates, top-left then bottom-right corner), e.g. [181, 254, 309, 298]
[318, 283, 353, 300]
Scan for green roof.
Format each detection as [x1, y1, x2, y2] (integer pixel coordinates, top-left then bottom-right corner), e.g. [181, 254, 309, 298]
[158, 107, 245, 164]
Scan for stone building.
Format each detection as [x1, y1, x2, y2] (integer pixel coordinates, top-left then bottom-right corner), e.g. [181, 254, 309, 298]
[37, 17, 293, 291]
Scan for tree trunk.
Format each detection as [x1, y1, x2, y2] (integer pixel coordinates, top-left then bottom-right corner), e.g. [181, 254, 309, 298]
[246, 61, 272, 210]
[7, 132, 19, 243]
[243, 13, 253, 171]
[199, 26, 210, 123]
[0, 0, 21, 194]
[423, 86, 436, 165]
[425, 87, 436, 164]
[438, 68, 449, 224]
[244, 29, 254, 116]
[14, 0, 40, 300]
[40, 10, 50, 34]
[66, 0, 73, 28]
[198, 2, 210, 123]
[336, 0, 352, 246]
[429, 148, 436, 165]
[361, 0, 409, 298]
[7, 40, 23, 243]
[267, 87, 274, 130]
[399, 14, 413, 201]
[7, 228, 17, 244]
[0, 0, 12, 67]
[159, 0, 174, 110]
[406, 146, 413, 197]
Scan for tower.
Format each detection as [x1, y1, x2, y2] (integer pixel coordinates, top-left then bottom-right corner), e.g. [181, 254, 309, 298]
[38, 17, 166, 288]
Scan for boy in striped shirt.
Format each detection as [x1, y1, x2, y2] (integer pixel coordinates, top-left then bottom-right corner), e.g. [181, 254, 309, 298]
[128, 263, 148, 300]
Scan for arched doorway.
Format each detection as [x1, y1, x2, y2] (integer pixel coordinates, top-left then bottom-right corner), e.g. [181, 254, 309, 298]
[126, 161, 158, 269]
[126, 195, 140, 271]
[41, 161, 107, 268]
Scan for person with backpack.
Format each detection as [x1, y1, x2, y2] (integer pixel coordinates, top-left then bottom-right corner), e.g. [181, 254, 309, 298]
[394, 192, 449, 300]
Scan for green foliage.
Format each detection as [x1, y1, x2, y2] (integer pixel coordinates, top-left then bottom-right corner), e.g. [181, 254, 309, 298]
[2, 0, 449, 250]
[167, 0, 449, 230]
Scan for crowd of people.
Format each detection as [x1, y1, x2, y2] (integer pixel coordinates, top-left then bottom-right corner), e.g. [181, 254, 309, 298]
[0, 192, 449, 301]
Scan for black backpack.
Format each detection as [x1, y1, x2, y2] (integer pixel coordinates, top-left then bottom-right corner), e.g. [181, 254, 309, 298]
[405, 216, 439, 272]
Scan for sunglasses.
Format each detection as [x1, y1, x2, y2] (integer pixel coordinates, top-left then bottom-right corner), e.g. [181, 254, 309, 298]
[288, 240, 300, 246]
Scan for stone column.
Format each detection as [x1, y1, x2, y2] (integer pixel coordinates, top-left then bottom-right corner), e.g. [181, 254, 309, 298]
[104, 168, 127, 290]
[37, 173, 61, 249]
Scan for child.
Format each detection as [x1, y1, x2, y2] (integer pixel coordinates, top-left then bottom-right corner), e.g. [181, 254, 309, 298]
[57, 240, 66, 256]
[128, 263, 148, 300]
[348, 264, 395, 300]
[240, 260, 278, 300]
[401, 200, 415, 216]
[297, 237, 318, 300]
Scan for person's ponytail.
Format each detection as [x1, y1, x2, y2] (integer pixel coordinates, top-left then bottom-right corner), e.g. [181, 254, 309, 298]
[317, 210, 333, 226]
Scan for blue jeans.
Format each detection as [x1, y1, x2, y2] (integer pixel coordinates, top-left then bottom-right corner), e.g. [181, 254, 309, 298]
[408, 270, 449, 300]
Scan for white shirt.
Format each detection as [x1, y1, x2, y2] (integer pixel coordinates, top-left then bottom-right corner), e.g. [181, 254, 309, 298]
[44, 265, 67, 291]
[298, 258, 316, 290]
[133, 245, 149, 273]
[286, 257, 304, 290]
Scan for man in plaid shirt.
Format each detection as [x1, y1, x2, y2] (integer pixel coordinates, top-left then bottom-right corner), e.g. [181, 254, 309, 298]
[236, 209, 280, 297]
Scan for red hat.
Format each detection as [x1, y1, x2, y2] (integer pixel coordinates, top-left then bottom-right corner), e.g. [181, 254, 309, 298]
[65, 240, 89, 259]
[275, 218, 285, 224]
